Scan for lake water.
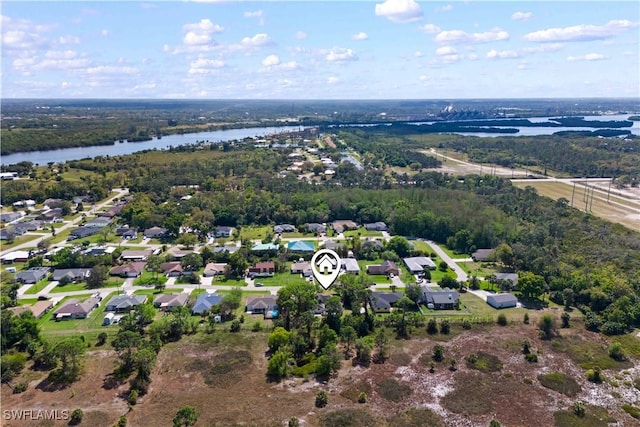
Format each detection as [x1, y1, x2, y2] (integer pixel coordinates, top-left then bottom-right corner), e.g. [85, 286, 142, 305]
[1, 125, 306, 165]
[2, 115, 638, 165]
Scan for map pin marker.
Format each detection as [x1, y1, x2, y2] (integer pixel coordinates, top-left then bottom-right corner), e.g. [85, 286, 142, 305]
[311, 249, 341, 290]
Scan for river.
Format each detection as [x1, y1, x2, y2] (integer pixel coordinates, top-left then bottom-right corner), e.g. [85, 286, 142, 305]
[0, 125, 306, 166]
[2, 115, 638, 165]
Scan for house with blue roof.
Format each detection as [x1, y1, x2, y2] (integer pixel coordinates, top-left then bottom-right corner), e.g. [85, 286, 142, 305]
[287, 240, 315, 252]
[191, 292, 222, 315]
[251, 243, 280, 251]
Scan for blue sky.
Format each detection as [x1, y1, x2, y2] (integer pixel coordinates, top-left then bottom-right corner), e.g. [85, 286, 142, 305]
[1, 1, 638, 99]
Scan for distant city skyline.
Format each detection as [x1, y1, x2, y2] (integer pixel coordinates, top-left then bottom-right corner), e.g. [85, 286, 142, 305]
[1, 1, 639, 99]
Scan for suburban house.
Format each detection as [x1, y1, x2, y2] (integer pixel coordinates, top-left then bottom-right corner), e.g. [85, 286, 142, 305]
[421, 287, 460, 310]
[160, 262, 184, 277]
[364, 222, 388, 231]
[69, 226, 101, 240]
[340, 258, 361, 275]
[246, 295, 278, 318]
[116, 226, 138, 240]
[166, 246, 193, 260]
[403, 257, 437, 274]
[110, 262, 146, 278]
[290, 261, 312, 277]
[323, 240, 346, 251]
[274, 224, 296, 234]
[143, 227, 168, 238]
[287, 240, 315, 252]
[332, 220, 358, 233]
[213, 246, 239, 254]
[100, 203, 125, 218]
[248, 261, 276, 278]
[362, 239, 384, 250]
[203, 263, 228, 277]
[251, 243, 279, 252]
[154, 293, 189, 311]
[105, 294, 148, 312]
[1, 250, 31, 264]
[191, 292, 222, 315]
[472, 248, 495, 262]
[85, 217, 111, 228]
[38, 208, 64, 222]
[8, 300, 53, 319]
[15, 267, 50, 284]
[366, 260, 399, 276]
[304, 223, 327, 234]
[369, 292, 404, 313]
[495, 273, 519, 290]
[0, 228, 21, 241]
[0, 212, 24, 223]
[53, 297, 100, 320]
[121, 249, 153, 261]
[487, 293, 518, 309]
[213, 226, 233, 238]
[52, 268, 92, 282]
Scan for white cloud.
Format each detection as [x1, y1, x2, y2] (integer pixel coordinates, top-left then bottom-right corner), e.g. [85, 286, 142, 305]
[436, 5, 453, 13]
[435, 28, 509, 44]
[327, 77, 340, 84]
[512, 11, 533, 22]
[241, 33, 272, 47]
[183, 19, 223, 46]
[352, 32, 368, 41]
[486, 49, 519, 59]
[421, 24, 441, 34]
[101, 29, 110, 37]
[414, 51, 424, 57]
[262, 54, 280, 67]
[441, 54, 460, 64]
[524, 20, 638, 42]
[325, 47, 357, 62]
[1, 16, 51, 52]
[521, 43, 564, 54]
[244, 10, 265, 25]
[188, 57, 225, 74]
[436, 46, 457, 56]
[85, 65, 138, 75]
[467, 53, 479, 61]
[295, 31, 307, 40]
[419, 75, 429, 81]
[58, 35, 80, 45]
[567, 53, 607, 61]
[375, 0, 423, 24]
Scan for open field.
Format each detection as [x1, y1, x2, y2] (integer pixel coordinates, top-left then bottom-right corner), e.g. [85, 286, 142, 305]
[3, 319, 639, 427]
[513, 180, 640, 231]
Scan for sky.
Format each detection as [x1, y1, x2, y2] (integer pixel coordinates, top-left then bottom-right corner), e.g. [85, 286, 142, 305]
[1, 0, 639, 99]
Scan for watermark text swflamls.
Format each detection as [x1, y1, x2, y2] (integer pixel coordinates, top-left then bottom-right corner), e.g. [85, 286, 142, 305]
[3, 409, 70, 421]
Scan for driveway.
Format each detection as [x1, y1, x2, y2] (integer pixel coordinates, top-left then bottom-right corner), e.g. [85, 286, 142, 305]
[424, 240, 468, 283]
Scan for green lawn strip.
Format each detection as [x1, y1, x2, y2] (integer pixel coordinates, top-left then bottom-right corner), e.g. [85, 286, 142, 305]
[439, 245, 471, 259]
[23, 278, 51, 295]
[17, 298, 39, 306]
[458, 261, 498, 278]
[256, 273, 308, 287]
[457, 292, 520, 319]
[49, 228, 72, 244]
[281, 232, 312, 239]
[133, 270, 168, 286]
[210, 277, 247, 287]
[239, 226, 270, 241]
[0, 234, 41, 250]
[549, 334, 634, 370]
[343, 228, 382, 238]
[50, 282, 90, 293]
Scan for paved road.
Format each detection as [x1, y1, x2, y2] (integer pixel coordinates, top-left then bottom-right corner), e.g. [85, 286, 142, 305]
[423, 240, 468, 283]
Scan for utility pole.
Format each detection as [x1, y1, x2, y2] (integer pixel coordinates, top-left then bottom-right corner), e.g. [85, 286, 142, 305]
[570, 181, 576, 208]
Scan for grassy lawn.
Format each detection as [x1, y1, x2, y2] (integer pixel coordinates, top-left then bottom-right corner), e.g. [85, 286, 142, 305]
[458, 261, 498, 278]
[133, 271, 168, 287]
[23, 278, 51, 295]
[50, 282, 89, 293]
[211, 277, 247, 287]
[440, 245, 471, 259]
[257, 273, 308, 287]
[39, 292, 116, 340]
[281, 231, 310, 239]
[49, 228, 71, 244]
[458, 292, 521, 319]
[18, 298, 39, 306]
[133, 288, 179, 298]
[239, 226, 270, 241]
[409, 240, 434, 254]
[344, 228, 382, 238]
[0, 234, 41, 250]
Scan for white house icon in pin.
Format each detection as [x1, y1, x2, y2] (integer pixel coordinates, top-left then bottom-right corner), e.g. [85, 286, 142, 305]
[310, 249, 341, 290]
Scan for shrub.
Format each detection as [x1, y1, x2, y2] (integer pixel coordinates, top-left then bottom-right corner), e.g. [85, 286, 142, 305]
[561, 312, 570, 328]
[622, 404, 640, 419]
[522, 340, 531, 354]
[572, 401, 585, 417]
[427, 318, 438, 335]
[601, 321, 626, 336]
[586, 367, 603, 383]
[497, 313, 507, 326]
[377, 378, 412, 402]
[97, 332, 108, 346]
[230, 319, 241, 333]
[538, 314, 556, 339]
[355, 339, 372, 366]
[12, 382, 27, 394]
[489, 420, 501, 427]
[69, 408, 83, 425]
[439, 319, 450, 335]
[462, 319, 471, 330]
[466, 352, 503, 373]
[433, 345, 444, 362]
[117, 415, 127, 427]
[128, 389, 139, 405]
[315, 390, 328, 408]
[288, 417, 300, 427]
[358, 392, 367, 403]
[608, 343, 627, 361]
[251, 321, 262, 332]
[525, 353, 538, 363]
[538, 372, 581, 397]
[523, 313, 529, 324]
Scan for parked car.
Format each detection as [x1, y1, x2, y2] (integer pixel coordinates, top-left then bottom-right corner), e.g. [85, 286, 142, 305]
[255, 282, 263, 287]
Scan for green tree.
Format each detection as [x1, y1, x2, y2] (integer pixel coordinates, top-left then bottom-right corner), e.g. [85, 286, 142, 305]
[227, 251, 248, 279]
[112, 330, 142, 372]
[519, 272, 546, 300]
[69, 409, 83, 426]
[433, 345, 444, 362]
[86, 264, 108, 288]
[355, 339, 372, 366]
[1, 353, 27, 383]
[267, 347, 293, 381]
[173, 406, 199, 427]
[176, 233, 198, 249]
[373, 328, 389, 361]
[561, 312, 570, 328]
[340, 325, 357, 357]
[146, 254, 163, 285]
[386, 236, 411, 258]
[323, 295, 343, 334]
[538, 314, 556, 340]
[317, 324, 338, 352]
[276, 281, 318, 332]
[52, 337, 86, 384]
[404, 282, 423, 303]
[180, 253, 203, 272]
[315, 390, 328, 408]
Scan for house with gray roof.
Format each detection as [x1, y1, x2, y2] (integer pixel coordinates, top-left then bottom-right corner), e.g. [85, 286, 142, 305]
[213, 226, 233, 238]
[15, 267, 50, 284]
[472, 248, 495, 262]
[487, 293, 518, 309]
[304, 223, 327, 234]
[495, 273, 519, 290]
[332, 220, 358, 233]
[369, 292, 404, 313]
[52, 268, 91, 282]
[420, 286, 460, 310]
[340, 258, 360, 275]
[364, 222, 388, 231]
[191, 293, 222, 315]
[366, 260, 399, 276]
[291, 261, 312, 277]
[403, 257, 437, 274]
[274, 224, 296, 234]
[143, 226, 168, 238]
[246, 295, 278, 318]
[110, 262, 146, 278]
[53, 297, 100, 320]
[105, 294, 148, 312]
[154, 293, 189, 312]
[203, 263, 228, 277]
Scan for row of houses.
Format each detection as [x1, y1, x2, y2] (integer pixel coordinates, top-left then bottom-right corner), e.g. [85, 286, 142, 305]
[274, 221, 389, 235]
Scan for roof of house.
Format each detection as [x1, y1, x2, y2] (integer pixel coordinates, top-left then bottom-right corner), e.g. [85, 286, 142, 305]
[16, 267, 50, 283]
[70, 226, 101, 238]
[192, 293, 222, 313]
[340, 258, 360, 272]
[52, 268, 91, 281]
[364, 221, 388, 230]
[204, 263, 227, 274]
[305, 223, 326, 232]
[121, 249, 153, 259]
[253, 261, 275, 269]
[213, 246, 239, 253]
[291, 261, 311, 272]
[367, 260, 398, 275]
[54, 297, 100, 316]
[166, 247, 193, 258]
[287, 240, 315, 252]
[160, 262, 183, 274]
[472, 248, 494, 261]
[251, 243, 279, 251]
[110, 262, 146, 276]
[322, 240, 345, 250]
[246, 295, 278, 311]
[274, 224, 295, 233]
[143, 226, 168, 236]
[154, 293, 189, 308]
[215, 226, 233, 233]
[369, 292, 403, 310]
[495, 273, 519, 285]
[487, 293, 518, 304]
[403, 256, 436, 271]
[106, 294, 147, 310]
